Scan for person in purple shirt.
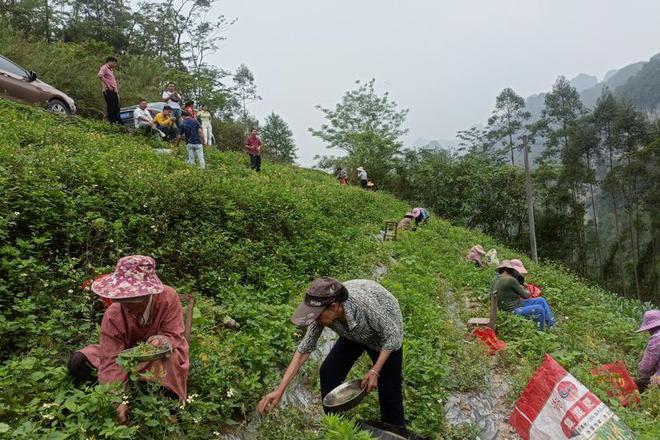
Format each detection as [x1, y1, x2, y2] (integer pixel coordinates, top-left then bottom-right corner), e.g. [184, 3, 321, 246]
[635, 309, 660, 393]
[180, 111, 206, 169]
[98, 56, 120, 124]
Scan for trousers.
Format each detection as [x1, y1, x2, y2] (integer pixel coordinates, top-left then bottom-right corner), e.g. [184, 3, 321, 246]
[187, 144, 206, 169]
[103, 90, 120, 124]
[320, 337, 405, 427]
[514, 297, 556, 330]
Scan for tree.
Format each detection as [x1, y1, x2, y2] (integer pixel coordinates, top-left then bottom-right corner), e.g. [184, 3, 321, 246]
[261, 113, 297, 164]
[233, 64, 261, 123]
[488, 88, 530, 165]
[311, 79, 408, 186]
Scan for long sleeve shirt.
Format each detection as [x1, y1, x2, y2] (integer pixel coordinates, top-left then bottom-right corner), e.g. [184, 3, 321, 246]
[493, 275, 529, 312]
[98, 64, 118, 92]
[639, 329, 660, 378]
[79, 286, 189, 400]
[297, 279, 404, 353]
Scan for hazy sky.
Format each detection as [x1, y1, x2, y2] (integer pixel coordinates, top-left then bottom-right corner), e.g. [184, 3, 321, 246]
[208, 0, 660, 166]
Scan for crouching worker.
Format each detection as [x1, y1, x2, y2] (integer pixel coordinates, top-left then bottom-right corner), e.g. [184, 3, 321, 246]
[494, 259, 556, 330]
[68, 255, 189, 424]
[635, 310, 660, 393]
[258, 278, 405, 428]
[397, 212, 415, 231]
[412, 207, 430, 225]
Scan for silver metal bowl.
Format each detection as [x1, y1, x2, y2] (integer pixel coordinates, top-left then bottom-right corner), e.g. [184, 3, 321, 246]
[323, 379, 367, 412]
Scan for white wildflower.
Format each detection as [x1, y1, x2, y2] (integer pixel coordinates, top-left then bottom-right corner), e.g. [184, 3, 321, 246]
[109, 239, 114, 243]
[13, 211, 20, 216]
[42, 414, 55, 420]
[213, 432, 221, 437]
[68, 289, 74, 294]
[226, 388, 235, 398]
[193, 416, 201, 424]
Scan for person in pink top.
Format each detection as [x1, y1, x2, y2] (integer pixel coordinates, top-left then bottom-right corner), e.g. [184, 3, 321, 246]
[98, 56, 120, 124]
[68, 255, 189, 425]
[245, 127, 262, 172]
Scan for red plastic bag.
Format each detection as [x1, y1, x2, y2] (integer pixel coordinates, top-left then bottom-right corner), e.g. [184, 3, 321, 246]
[82, 275, 113, 307]
[510, 354, 634, 440]
[472, 327, 506, 355]
[527, 283, 543, 298]
[591, 362, 640, 407]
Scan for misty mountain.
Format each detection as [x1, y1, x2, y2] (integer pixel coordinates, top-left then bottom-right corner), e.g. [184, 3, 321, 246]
[524, 53, 658, 118]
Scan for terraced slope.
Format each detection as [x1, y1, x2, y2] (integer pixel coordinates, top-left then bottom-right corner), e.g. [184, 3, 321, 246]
[0, 100, 657, 439]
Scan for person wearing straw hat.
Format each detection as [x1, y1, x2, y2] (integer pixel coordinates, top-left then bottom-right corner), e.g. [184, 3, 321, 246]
[397, 212, 415, 230]
[257, 277, 405, 428]
[635, 310, 660, 393]
[357, 166, 368, 188]
[67, 255, 189, 424]
[493, 259, 556, 330]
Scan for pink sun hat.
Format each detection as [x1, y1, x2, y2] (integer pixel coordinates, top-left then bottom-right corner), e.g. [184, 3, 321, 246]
[496, 259, 528, 275]
[91, 255, 164, 299]
[636, 310, 660, 333]
[412, 208, 422, 218]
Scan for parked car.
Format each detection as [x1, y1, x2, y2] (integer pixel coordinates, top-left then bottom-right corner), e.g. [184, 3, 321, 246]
[0, 55, 76, 115]
[119, 102, 165, 128]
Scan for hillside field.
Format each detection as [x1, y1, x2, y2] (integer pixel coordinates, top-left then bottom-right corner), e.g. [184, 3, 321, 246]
[0, 100, 658, 439]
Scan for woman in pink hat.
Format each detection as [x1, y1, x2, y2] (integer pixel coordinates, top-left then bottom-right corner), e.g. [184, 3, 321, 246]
[493, 260, 556, 330]
[635, 309, 660, 392]
[68, 255, 189, 424]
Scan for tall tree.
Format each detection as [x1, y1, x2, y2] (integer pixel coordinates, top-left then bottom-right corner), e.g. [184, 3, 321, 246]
[261, 113, 297, 164]
[488, 87, 531, 165]
[233, 64, 261, 123]
[311, 79, 408, 186]
[541, 76, 588, 269]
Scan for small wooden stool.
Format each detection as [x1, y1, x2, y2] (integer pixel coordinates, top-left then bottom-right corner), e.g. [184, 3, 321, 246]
[383, 221, 398, 241]
[467, 290, 498, 331]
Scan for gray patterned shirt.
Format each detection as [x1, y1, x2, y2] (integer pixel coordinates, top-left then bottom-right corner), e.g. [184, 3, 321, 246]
[297, 279, 404, 353]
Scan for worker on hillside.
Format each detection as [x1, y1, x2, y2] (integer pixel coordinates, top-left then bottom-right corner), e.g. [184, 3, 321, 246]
[412, 207, 430, 225]
[397, 212, 415, 230]
[493, 260, 556, 330]
[68, 255, 189, 424]
[245, 127, 262, 172]
[258, 278, 405, 429]
[357, 166, 368, 188]
[635, 309, 660, 392]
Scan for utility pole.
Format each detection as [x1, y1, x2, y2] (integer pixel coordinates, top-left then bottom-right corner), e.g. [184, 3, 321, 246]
[523, 136, 538, 263]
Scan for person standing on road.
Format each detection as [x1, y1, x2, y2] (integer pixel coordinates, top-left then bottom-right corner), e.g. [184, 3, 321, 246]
[258, 278, 406, 429]
[357, 167, 368, 188]
[197, 105, 213, 146]
[162, 82, 183, 127]
[181, 111, 206, 169]
[245, 127, 262, 172]
[98, 57, 120, 124]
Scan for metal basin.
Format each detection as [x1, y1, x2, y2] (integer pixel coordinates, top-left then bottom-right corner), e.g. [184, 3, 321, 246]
[323, 379, 367, 412]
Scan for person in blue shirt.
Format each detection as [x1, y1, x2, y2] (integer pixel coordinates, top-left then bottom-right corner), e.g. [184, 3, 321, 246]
[180, 111, 206, 169]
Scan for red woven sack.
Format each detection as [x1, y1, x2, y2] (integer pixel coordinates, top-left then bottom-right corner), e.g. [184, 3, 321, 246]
[591, 362, 640, 407]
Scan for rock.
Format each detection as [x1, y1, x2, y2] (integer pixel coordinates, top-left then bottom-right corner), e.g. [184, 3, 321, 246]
[372, 263, 389, 282]
[444, 392, 498, 440]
